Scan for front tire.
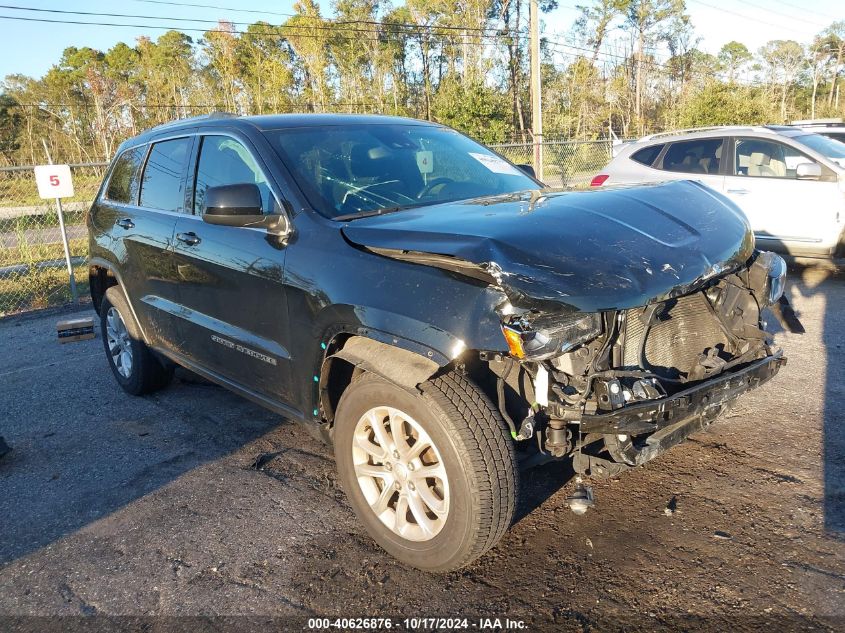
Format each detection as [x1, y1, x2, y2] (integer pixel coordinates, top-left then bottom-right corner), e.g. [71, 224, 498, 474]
[334, 371, 517, 571]
[101, 287, 173, 396]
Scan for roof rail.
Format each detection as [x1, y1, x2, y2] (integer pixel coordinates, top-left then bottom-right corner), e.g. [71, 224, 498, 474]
[639, 125, 772, 141]
[790, 118, 844, 126]
[147, 111, 238, 132]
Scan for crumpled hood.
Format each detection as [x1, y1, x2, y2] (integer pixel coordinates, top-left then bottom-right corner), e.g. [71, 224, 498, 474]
[341, 180, 755, 313]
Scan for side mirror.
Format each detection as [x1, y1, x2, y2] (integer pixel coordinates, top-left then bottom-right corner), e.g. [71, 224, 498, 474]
[517, 163, 536, 178]
[795, 162, 821, 180]
[202, 183, 288, 236]
[203, 183, 263, 216]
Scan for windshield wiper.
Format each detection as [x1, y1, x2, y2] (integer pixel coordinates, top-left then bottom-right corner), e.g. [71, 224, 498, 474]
[333, 206, 407, 222]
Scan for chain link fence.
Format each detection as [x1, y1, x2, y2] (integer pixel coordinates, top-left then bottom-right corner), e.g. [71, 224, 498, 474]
[490, 139, 615, 188]
[0, 163, 107, 317]
[0, 139, 615, 317]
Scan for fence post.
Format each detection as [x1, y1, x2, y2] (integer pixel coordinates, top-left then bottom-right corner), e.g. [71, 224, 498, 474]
[40, 139, 78, 303]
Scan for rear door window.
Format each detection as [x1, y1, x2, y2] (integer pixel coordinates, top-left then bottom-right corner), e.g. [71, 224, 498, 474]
[631, 144, 664, 167]
[660, 138, 724, 175]
[193, 135, 276, 215]
[734, 138, 810, 179]
[105, 146, 146, 204]
[138, 137, 192, 212]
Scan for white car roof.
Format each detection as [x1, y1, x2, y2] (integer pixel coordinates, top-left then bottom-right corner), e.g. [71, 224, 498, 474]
[636, 125, 805, 143]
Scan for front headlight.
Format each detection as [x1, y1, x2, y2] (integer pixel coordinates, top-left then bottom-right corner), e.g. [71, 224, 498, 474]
[501, 312, 602, 361]
[752, 251, 787, 305]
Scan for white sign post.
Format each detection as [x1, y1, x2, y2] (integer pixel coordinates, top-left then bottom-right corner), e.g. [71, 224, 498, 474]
[34, 145, 78, 302]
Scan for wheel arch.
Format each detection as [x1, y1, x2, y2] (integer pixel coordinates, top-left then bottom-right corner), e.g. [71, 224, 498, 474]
[88, 257, 148, 344]
[318, 333, 449, 430]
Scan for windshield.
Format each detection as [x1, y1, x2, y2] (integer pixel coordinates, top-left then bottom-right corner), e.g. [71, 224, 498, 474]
[794, 132, 845, 168]
[266, 124, 539, 219]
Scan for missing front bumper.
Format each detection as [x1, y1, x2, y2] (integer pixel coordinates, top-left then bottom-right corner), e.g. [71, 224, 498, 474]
[579, 352, 786, 437]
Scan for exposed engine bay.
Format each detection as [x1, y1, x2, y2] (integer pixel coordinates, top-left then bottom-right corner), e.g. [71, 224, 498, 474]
[340, 181, 804, 509]
[473, 250, 800, 480]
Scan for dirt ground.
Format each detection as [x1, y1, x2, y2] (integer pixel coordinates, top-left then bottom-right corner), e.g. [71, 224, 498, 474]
[0, 264, 843, 632]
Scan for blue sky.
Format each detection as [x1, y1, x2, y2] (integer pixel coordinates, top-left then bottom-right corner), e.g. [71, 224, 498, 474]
[0, 0, 842, 80]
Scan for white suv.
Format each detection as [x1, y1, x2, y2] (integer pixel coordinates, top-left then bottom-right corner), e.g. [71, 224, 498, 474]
[592, 126, 845, 259]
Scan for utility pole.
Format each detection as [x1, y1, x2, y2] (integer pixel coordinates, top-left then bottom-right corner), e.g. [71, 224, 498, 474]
[529, 0, 543, 181]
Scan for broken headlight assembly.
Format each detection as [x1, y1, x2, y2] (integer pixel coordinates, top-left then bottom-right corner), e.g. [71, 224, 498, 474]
[752, 251, 787, 306]
[501, 312, 602, 361]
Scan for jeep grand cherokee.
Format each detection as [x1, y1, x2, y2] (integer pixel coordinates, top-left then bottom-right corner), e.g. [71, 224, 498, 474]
[88, 113, 801, 571]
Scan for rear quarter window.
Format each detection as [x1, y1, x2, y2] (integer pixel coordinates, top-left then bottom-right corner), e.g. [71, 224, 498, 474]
[105, 146, 146, 204]
[630, 144, 664, 167]
[660, 138, 723, 175]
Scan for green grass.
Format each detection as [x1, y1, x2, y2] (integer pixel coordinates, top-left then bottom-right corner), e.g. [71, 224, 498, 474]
[0, 237, 89, 316]
[0, 265, 88, 316]
[0, 210, 88, 234]
[0, 237, 87, 267]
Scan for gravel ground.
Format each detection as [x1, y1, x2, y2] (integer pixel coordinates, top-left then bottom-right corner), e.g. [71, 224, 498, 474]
[0, 265, 843, 632]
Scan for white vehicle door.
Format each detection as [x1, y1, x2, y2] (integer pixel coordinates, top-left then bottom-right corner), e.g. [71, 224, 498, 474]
[724, 137, 841, 252]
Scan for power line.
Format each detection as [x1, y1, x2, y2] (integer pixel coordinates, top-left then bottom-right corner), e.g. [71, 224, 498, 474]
[0, 8, 661, 61]
[0, 13, 516, 45]
[0, 10, 758, 85]
[127, 0, 517, 36]
[0, 12, 537, 49]
[544, 39, 758, 86]
[544, 38, 665, 68]
[688, 0, 823, 37]
[729, 0, 829, 29]
[0, 4, 821, 86]
[769, 0, 840, 23]
[0, 7, 399, 39]
[129, 0, 296, 18]
[0, 5, 282, 27]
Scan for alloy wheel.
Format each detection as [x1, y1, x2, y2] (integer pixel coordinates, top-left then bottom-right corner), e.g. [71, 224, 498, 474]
[351, 406, 449, 542]
[105, 306, 133, 379]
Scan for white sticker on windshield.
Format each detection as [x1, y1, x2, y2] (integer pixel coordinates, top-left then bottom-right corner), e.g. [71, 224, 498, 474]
[469, 152, 523, 176]
[416, 150, 434, 174]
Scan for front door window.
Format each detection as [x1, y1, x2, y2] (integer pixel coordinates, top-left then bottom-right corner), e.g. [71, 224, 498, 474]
[734, 138, 811, 179]
[193, 136, 277, 215]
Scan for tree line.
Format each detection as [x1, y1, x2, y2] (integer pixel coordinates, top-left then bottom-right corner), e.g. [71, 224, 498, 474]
[0, 0, 843, 166]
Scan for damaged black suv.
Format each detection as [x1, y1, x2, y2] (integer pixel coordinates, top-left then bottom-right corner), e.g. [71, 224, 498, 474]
[88, 114, 801, 571]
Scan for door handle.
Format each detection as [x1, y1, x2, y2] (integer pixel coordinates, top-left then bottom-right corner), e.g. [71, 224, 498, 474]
[727, 188, 750, 195]
[176, 231, 201, 246]
[115, 218, 135, 229]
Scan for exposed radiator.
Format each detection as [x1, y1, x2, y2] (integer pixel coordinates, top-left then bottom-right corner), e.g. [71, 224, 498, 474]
[621, 292, 731, 380]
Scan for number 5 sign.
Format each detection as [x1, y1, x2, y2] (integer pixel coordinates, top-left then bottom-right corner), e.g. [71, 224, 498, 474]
[34, 164, 75, 199]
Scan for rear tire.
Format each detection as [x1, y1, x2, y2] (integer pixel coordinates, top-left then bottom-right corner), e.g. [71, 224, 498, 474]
[100, 287, 173, 396]
[334, 371, 517, 571]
